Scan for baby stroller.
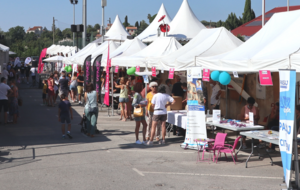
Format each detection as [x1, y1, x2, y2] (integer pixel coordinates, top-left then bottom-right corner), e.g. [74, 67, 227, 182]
[80, 114, 100, 134]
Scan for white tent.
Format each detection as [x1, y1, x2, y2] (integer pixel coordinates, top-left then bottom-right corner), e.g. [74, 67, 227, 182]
[102, 38, 147, 66]
[43, 55, 66, 62]
[196, 10, 300, 72]
[151, 27, 243, 71]
[105, 15, 130, 41]
[46, 45, 57, 54]
[112, 37, 182, 67]
[90, 41, 120, 65]
[65, 43, 99, 65]
[137, 4, 172, 41]
[143, 0, 205, 42]
[0, 44, 9, 52]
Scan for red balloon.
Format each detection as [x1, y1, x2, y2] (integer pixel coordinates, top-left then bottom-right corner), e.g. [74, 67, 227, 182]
[160, 24, 170, 32]
[158, 15, 166, 22]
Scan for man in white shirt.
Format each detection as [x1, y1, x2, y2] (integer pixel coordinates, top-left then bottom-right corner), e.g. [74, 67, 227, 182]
[209, 80, 222, 111]
[30, 67, 37, 86]
[158, 79, 172, 96]
[146, 86, 175, 146]
[0, 77, 12, 124]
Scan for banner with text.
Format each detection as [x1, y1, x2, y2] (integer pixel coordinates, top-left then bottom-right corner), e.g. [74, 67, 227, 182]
[279, 70, 296, 188]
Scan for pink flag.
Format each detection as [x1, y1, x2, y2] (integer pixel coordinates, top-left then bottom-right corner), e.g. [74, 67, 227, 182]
[104, 43, 111, 106]
[38, 48, 47, 73]
[202, 68, 210, 82]
[259, 70, 273, 86]
[152, 67, 156, 77]
[168, 68, 175, 79]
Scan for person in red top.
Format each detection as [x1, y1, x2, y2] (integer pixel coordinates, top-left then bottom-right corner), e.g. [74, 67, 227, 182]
[47, 73, 55, 107]
[136, 76, 143, 83]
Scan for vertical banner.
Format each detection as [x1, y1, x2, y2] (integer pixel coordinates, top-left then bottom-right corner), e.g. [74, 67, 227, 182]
[168, 68, 175, 79]
[152, 67, 156, 77]
[136, 66, 140, 72]
[85, 61, 90, 84]
[202, 69, 210, 82]
[104, 43, 111, 106]
[259, 70, 273, 86]
[95, 61, 101, 93]
[115, 65, 119, 73]
[279, 70, 296, 188]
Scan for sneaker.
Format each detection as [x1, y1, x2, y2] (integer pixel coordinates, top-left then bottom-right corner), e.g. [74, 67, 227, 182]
[79, 101, 82, 105]
[136, 140, 142, 145]
[159, 140, 165, 145]
[142, 141, 147, 145]
[258, 144, 265, 149]
[266, 149, 275, 153]
[67, 132, 73, 139]
[242, 144, 247, 149]
[145, 141, 153, 146]
[62, 135, 66, 139]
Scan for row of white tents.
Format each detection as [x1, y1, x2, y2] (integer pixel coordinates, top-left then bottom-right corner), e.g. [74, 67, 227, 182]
[44, 0, 300, 75]
[46, 45, 78, 56]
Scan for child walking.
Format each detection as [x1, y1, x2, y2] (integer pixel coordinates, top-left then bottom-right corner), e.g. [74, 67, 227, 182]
[58, 94, 73, 139]
[42, 80, 48, 106]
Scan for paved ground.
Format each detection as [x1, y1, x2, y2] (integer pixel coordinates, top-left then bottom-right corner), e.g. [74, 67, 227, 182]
[0, 85, 290, 190]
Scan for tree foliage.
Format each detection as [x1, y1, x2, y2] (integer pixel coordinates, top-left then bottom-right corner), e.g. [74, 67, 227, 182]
[123, 16, 130, 28]
[147, 14, 157, 23]
[242, 0, 256, 24]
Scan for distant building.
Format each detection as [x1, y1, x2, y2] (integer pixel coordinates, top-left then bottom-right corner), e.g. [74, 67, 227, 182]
[126, 27, 137, 35]
[95, 34, 102, 39]
[26, 26, 43, 36]
[232, 5, 300, 40]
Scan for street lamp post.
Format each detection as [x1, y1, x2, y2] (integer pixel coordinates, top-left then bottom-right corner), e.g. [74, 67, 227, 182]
[69, 0, 78, 46]
[101, 0, 107, 41]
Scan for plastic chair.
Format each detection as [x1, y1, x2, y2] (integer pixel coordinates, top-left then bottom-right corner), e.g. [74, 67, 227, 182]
[216, 136, 242, 164]
[202, 133, 227, 162]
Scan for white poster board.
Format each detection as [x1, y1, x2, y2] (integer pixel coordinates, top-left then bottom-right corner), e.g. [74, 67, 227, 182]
[213, 110, 221, 124]
[249, 112, 254, 126]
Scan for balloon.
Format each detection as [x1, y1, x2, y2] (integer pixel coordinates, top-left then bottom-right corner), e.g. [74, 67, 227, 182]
[211, 71, 220, 81]
[127, 67, 136, 75]
[219, 72, 231, 85]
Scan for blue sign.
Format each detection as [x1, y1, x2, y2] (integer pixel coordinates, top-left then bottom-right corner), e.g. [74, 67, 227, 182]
[279, 70, 296, 188]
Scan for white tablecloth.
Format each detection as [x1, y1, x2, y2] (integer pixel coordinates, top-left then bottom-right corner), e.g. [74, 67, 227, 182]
[167, 111, 187, 129]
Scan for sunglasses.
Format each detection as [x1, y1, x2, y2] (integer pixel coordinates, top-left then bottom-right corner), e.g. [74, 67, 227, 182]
[151, 86, 158, 88]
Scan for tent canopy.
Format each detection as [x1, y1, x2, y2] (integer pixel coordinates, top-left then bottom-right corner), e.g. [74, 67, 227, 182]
[112, 37, 182, 67]
[89, 41, 120, 65]
[46, 45, 77, 56]
[105, 15, 130, 41]
[143, 0, 205, 42]
[43, 55, 65, 62]
[150, 27, 243, 71]
[102, 38, 147, 66]
[137, 4, 172, 41]
[0, 44, 9, 52]
[196, 10, 300, 72]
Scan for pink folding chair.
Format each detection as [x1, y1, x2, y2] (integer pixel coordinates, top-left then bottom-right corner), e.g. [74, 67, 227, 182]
[202, 133, 227, 162]
[216, 136, 242, 164]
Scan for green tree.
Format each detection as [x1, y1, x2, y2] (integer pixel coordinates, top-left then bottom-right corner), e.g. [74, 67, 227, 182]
[135, 21, 139, 29]
[123, 15, 130, 28]
[7, 26, 25, 43]
[94, 24, 100, 30]
[147, 14, 157, 23]
[62, 28, 72, 38]
[223, 13, 243, 30]
[24, 32, 37, 42]
[236, 34, 245, 42]
[216, 20, 224, 27]
[242, 0, 256, 24]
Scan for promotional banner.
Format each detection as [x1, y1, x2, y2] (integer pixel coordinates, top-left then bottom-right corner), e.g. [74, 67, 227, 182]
[279, 70, 296, 188]
[202, 69, 210, 82]
[168, 68, 175, 79]
[152, 67, 156, 77]
[115, 65, 119, 73]
[259, 70, 273, 86]
[104, 43, 111, 106]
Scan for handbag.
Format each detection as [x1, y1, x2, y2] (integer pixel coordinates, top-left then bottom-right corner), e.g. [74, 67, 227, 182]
[134, 107, 143, 117]
[87, 93, 97, 114]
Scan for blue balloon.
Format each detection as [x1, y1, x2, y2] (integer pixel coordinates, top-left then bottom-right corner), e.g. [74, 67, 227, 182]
[219, 72, 231, 85]
[211, 71, 220, 81]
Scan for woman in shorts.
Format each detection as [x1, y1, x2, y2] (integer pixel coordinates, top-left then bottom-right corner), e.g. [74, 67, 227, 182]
[70, 72, 78, 102]
[114, 77, 129, 121]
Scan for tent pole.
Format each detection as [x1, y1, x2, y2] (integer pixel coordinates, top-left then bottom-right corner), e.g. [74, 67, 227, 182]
[225, 85, 228, 118]
[287, 0, 290, 11]
[262, 0, 265, 27]
[111, 67, 114, 116]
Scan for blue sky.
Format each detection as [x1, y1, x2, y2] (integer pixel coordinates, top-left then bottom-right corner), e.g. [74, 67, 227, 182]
[1, 0, 299, 32]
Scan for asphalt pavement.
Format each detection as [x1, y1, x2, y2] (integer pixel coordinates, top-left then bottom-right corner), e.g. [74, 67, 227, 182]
[0, 85, 289, 190]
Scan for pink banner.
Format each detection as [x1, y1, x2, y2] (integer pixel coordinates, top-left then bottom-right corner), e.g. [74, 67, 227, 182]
[85, 61, 90, 84]
[202, 68, 210, 82]
[96, 61, 101, 93]
[136, 66, 140, 72]
[259, 70, 273, 86]
[115, 65, 119, 73]
[152, 67, 156, 77]
[168, 68, 175, 79]
[38, 48, 47, 73]
[104, 43, 111, 106]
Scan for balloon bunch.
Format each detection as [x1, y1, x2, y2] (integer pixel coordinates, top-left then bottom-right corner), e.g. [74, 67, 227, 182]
[64, 65, 72, 72]
[210, 71, 231, 85]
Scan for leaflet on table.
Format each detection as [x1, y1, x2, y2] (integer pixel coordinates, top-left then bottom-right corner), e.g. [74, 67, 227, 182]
[213, 110, 221, 124]
[249, 112, 254, 126]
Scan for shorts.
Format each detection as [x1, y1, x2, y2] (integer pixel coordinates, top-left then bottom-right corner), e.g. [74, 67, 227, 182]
[60, 115, 71, 124]
[134, 116, 145, 122]
[0, 100, 9, 112]
[77, 86, 83, 94]
[42, 93, 46, 99]
[119, 97, 129, 103]
[32, 76, 36, 80]
[152, 114, 167, 122]
[70, 85, 76, 91]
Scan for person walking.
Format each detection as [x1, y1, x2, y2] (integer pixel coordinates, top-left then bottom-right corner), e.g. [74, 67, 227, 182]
[77, 71, 84, 104]
[2, 67, 9, 84]
[114, 77, 129, 121]
[30, 67, 37, 86]
[0, 77, 12, 124]
[145, 81, 161, 141]
[70, 72, 78, 102]
[42, 80, 48, 106]
[47, 73, 55, 107]
[59, 72, 69, 98]
[8, 79, 19, 124]
[146, 86, 175, 146]
[8, 68, 15, 83]
[58, 94, 73, 139]
[84, 83, 99, 137]
[25, 64, 30, 84]
[53, 72, 59, 104]
[132, 83, 147, 145]
[20, 63, 25, 83]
